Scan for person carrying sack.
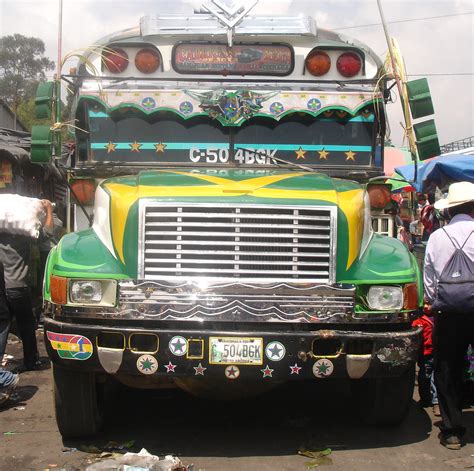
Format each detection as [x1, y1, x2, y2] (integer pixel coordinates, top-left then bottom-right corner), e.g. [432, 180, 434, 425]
[423, 181, 474, 450]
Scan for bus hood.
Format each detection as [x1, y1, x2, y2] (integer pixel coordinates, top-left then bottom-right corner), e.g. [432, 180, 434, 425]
[93, 169, 367, 270]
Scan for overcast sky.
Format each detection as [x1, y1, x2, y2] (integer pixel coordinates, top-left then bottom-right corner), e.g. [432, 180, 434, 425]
[0, 0, 473, 147]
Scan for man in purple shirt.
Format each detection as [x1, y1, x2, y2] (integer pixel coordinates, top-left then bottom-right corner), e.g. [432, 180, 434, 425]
[423, 181, 474, 450]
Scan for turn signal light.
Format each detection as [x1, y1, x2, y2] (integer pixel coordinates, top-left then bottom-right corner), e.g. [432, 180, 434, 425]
[50, 275, 68, 305]
[305, 50, 331, 77]
[403, 283, 419, 310]
[70, 179, 96, 205]
[135, 48, 160, 74]
[102, 47, 129, 73]
[367, 183, 391, 209]
[337, 51, 362, 77]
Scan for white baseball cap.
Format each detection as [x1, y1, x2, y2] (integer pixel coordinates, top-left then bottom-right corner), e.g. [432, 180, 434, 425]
[434, 181, 474, 210]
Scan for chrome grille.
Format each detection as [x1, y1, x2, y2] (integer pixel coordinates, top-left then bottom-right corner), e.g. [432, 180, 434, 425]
[139, 203, 336, 282]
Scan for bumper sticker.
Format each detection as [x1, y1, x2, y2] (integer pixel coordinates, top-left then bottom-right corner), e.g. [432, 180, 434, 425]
[136, 355, 158, 375]
[164, 361, 177, 373]
[169, 336, 188, 356]
[193, 362, 207, 376]
[224, 365, 240, 380]
[265, 341, 286, 361]
[290, 363, 302, 375]
[261, 365, 274, 378]
[312, 359, 334, 378]
[46, 331, 93, 360]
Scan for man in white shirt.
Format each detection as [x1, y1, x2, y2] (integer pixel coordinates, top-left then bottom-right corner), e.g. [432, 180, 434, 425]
[423, 181, 474, 450]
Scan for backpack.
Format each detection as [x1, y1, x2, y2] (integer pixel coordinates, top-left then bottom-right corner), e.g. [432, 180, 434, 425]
[432, 229, 474, 314]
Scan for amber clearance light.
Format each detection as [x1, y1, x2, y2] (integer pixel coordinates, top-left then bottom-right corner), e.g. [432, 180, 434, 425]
[305, 50, 331, 77]
[135, 48, 160, 74]
[70, 179, 96, 205]
[367, 184, 392, 209]
[403, 283, 419, 310]
[102, 47, 129, 73]
[50, 275, 68, 305]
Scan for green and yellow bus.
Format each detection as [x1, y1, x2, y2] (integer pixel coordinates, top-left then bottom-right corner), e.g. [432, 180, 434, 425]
[33, 2, 422, 437]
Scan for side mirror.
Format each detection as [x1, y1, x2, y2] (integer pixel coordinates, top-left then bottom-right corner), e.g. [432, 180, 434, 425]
[31, 125, 53, 163]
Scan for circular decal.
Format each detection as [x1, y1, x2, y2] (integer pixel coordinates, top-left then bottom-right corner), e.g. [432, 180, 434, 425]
[265, 341, 286, 361]
[224, 365, 240, 380]
[179, 101, 193, 115]
[46, 331, 93, 361]
[169, 336, 187, 356]
[270, 102, 284, 115]
[141, 97, 156, 110]
[136, 354, 158, 375]
[307, 98, 322, 111]
[312, 359, 334, 378]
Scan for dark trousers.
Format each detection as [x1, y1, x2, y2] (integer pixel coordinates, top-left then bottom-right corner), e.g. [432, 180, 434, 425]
[418, 355, 438, 406]
[6, 287, 39, 368]
[434, 313, 474, 438]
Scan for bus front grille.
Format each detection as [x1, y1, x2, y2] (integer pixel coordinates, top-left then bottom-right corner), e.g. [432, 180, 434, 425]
[139, 203, 336, 282]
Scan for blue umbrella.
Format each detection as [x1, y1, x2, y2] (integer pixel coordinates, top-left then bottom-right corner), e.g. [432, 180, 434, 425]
[395, 154, 474, 193]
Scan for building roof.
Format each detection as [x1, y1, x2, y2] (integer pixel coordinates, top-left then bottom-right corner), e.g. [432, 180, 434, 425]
[0, 99, 28, 133]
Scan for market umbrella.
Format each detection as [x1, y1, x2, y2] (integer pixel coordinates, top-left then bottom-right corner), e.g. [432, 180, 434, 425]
[395, 153, 474, 193]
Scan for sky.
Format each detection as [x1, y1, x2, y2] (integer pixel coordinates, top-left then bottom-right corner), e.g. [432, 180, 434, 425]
[0, 0, 473, 148]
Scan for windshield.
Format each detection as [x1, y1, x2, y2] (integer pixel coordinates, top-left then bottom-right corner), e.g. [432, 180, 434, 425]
[79, 105, 378, 168]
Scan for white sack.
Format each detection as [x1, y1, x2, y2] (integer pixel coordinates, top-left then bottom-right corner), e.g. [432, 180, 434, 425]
[0, 194, 46, 238]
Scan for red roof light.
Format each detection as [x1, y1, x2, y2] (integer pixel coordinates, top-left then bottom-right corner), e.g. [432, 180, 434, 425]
[336, 52, 362, 78]
[102, 47, 129, 74]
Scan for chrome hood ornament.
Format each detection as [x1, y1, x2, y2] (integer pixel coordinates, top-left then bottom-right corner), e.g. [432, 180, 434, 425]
[202, 0, 258, 46]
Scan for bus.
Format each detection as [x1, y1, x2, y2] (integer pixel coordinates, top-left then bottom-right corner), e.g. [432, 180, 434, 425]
[33, 1, 422, 437]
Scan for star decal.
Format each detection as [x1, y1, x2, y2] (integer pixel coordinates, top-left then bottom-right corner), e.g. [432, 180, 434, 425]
[345, 150, 356, 161]
[290, 363, 302, 375]
[164, 361, 177, 373]
[154, 142, 167, 153]
[317, 362, 330, 374]
[261, 365, 274, 378]
[105, 141, 117, 153]
[295, 147, 307, 160]
[140, 357, 154, 372]
[171, 338, 186, 354]
[136, 354, 158, 375]
[268, 344, 282, 358]
[130, 141, 142, 152]
[193, 363, 207, 376]
[312, 358, 334, 378]
[318, 149, 329, 160]
[169, 336, 187, 356]
[265, 341, 286, 361]
[225, 365, 240, 380]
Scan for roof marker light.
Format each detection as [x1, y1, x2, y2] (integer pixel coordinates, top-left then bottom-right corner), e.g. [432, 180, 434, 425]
[135, 48, 160, 74]
[102, 47, 129, 73]
[336, 52, 362, 78]
[305, 50, 331, 77]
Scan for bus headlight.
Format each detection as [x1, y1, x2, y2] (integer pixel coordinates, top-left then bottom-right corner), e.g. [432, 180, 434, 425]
[367, 286, 403, 311]
[69, 280, 117, 306]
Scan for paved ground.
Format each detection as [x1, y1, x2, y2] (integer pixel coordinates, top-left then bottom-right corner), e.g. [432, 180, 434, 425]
[0, 329, 473, 471]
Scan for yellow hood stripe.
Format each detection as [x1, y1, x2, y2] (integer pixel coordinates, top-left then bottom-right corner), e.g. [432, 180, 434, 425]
[105, 173, 363, 269]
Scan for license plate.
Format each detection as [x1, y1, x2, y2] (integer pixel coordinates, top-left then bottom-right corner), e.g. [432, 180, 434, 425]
[209, 337, 263, 365]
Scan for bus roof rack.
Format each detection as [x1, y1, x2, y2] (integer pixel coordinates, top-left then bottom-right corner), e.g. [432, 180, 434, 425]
[140, 14, 317, 37]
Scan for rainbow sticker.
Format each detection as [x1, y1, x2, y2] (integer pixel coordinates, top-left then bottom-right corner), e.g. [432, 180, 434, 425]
[47, 331, 93, 360]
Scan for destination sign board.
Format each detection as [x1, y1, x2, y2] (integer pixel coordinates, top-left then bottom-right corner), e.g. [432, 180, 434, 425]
[173, 43, 293, 75]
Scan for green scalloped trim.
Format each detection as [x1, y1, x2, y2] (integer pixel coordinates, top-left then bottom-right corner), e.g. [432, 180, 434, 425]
[79, 95, 382, 127]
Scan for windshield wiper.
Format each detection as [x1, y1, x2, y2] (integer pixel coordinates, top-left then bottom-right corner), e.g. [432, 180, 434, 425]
[236, 147, 316, 173]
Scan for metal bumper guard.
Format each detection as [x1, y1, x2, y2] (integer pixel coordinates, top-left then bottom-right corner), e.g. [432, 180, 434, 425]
[43, 316, 422, 382]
